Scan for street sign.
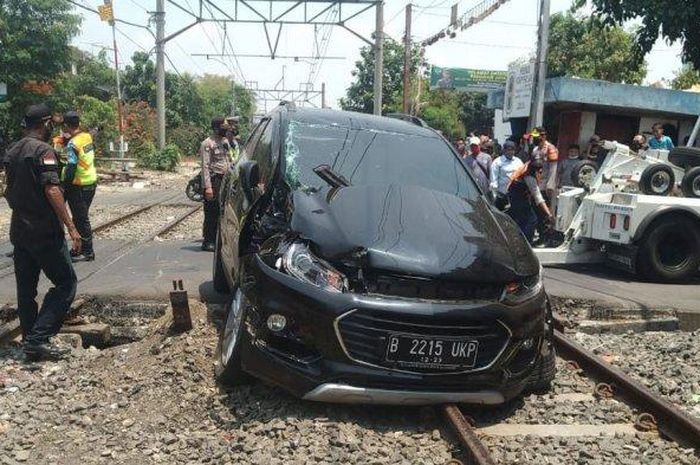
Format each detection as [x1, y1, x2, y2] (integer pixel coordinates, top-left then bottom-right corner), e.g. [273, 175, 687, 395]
[0, 83, 7, 103]
[503, 59, 535, 120]
[430, 66, 507, 93]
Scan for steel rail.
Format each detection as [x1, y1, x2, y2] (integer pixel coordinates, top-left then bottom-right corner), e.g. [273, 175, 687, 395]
[145, 204, 202, 241]
[554, 329, 700, 447]
[442, 404, 497, 465]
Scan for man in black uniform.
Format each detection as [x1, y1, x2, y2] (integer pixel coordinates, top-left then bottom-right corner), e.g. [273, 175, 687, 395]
[4, 103, 81, 361]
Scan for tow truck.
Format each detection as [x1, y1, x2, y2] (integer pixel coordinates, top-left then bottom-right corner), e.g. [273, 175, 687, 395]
[535, 120, 700, 282]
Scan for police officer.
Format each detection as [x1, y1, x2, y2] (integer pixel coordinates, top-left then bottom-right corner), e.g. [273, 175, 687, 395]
[62, 110, 98, 261]
[200, 117, 231, 252]
[4, 103, 81, 361]
[507, 159, 553, 244]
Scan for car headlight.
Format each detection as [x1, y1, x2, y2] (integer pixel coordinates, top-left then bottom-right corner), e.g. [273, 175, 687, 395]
[282, 242, 347, 293]
[501, 265, 543, 305]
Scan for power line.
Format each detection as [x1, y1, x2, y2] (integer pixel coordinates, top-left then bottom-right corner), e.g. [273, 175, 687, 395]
[66, 0, 153, 34]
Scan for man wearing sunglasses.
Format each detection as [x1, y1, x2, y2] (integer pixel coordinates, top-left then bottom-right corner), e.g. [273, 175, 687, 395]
[3, 103, 81, 361]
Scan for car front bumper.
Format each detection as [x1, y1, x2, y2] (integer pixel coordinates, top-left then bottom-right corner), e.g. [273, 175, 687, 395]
[237, 254, 550, 404]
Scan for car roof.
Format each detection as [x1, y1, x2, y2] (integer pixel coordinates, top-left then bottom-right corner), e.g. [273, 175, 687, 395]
[278, 107, 439, 138]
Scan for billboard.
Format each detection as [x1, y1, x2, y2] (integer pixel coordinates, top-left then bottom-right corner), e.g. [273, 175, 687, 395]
[430, 66, 507, 93]
[503, 59, 535, 120]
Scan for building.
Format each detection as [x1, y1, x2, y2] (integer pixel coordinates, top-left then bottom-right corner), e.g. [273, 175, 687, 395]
[487, 76, 700, 150]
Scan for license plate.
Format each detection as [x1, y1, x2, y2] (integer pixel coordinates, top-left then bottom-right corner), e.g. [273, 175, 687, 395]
[385, 334, 479, 369]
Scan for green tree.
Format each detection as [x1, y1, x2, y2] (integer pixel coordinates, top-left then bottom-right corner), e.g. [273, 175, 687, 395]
[671, 64, 700, 90]
[547, 13, 647, 84]
[340, 38, 420, 114]
[196, 74, 256, 139]
[122, 51, 156, 104]
[73, 95, 118, 157]
[0, 0, 80, 139]
[576, 0, 700, 70]
[50, 48, 116, 116]
[457, 92, 493, 136]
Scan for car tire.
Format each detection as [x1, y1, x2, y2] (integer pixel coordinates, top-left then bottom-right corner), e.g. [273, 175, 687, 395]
[525, 344, 556, 393]
[637, 215, 700, 282]
[215, 288, 253, 385]
[570, 160, 598, 188]
[680, 167, 700, 198]
[639, 164, 675, 196]
[212, 230, 230, 293]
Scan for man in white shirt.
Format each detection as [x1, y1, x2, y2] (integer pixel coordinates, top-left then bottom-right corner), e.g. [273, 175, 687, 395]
[490, 140, 524, 196]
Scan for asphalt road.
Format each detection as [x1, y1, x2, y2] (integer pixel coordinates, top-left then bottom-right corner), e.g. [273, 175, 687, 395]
[544, 264, 700, 313]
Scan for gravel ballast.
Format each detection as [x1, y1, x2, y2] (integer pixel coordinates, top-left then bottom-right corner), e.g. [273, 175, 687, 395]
[573, 331, 700, 421]
[0, 302, 458, 464]
[158, 209, 203, 241]
[95, 205, 194, 241]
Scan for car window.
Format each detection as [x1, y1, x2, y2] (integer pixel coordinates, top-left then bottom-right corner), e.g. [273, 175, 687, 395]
[242, 119, 269, 159]
[283, 120, 479, 200]
[252, 119, 274, 185]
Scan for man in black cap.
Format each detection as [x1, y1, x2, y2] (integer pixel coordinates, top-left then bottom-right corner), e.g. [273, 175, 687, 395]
[4, 103, 81, 361]
[199, 117, 231, 252]
[62, 110, 97, 261]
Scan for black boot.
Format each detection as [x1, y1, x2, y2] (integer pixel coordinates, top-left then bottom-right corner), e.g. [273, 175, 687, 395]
[23, 341, 70, 361]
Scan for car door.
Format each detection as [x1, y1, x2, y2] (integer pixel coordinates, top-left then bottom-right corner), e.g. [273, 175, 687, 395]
[220, 118, 273, 281]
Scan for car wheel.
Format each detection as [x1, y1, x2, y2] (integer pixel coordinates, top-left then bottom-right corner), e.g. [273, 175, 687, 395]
[215, 288, 252, 385]
[212, 230, 230, 293]
[680, 167, 700, 198]
[639, 164, 675, 196]
[637, 215, 700, 282]
[525, 344, 556, 393]
[570, 160, 598, 188]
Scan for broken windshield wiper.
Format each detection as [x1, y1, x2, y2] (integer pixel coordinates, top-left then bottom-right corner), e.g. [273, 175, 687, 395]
[313, 164, 351, 189]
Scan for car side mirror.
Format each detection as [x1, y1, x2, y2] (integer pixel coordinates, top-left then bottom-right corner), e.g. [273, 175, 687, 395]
[238, 160, 260, 204]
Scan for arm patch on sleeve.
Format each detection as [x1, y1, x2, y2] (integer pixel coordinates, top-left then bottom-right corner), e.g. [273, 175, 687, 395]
[40, 151, 58, 166]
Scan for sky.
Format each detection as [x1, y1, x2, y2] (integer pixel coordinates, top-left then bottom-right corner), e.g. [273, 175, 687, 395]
[74, 0, 685, 113]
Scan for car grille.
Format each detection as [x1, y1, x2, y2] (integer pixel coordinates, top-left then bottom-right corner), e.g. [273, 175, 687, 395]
[364, 273, 504, 301]
[335, 309, 510, 374]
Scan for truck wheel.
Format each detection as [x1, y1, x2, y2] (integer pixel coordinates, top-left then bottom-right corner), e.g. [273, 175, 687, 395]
[213, 230, 230, 293]
[215, 288, 253, 385]
[570, 160, 598, 188]
[639, 164, 675, 196]
[638, 216, 700, 282]
[681, 167, 700, 198]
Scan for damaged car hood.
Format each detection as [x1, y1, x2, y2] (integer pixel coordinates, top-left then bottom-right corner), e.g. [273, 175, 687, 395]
[289, 184, 538, 282]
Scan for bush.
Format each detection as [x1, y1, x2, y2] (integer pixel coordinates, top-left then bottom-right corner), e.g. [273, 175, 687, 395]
[139, 143, 180, 171]
[168, 124, 207, 158]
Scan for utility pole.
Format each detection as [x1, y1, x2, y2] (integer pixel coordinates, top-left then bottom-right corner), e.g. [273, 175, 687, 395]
[105, 2, 124, 162]
[321, 82, 327, 108]
[402, 3, 412, 114]
[155, 0, 166, 149]
[373, 1, 384, 116]
[529, 0, 550, 129]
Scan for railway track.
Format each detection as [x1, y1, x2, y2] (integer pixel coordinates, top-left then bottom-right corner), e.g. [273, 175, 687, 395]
[442, 328, 700, 464]
[0, 197, 201, 344]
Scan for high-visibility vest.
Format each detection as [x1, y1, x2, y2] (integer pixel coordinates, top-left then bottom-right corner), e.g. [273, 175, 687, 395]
[65, 132, 97, 186]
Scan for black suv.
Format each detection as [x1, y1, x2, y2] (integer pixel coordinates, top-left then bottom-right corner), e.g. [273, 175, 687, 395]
[213, 104, 554, 405]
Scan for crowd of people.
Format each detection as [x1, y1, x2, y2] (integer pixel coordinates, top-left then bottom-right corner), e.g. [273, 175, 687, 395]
[454, 123, 677, 245]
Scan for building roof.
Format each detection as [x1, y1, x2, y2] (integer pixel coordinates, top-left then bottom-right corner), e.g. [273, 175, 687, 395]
[487, 77, 700, 118]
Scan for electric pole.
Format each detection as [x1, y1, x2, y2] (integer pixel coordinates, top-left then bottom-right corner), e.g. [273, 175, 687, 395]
[529, 0, 550, 129]
[155, 0, 166, 149]
[373, 1, 384, 116]
[321, 82, 327, 108]
[402, 3, 412, 114]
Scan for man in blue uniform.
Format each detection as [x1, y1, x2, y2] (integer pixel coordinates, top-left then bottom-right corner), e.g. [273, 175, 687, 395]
[4, 104, 81, 361]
